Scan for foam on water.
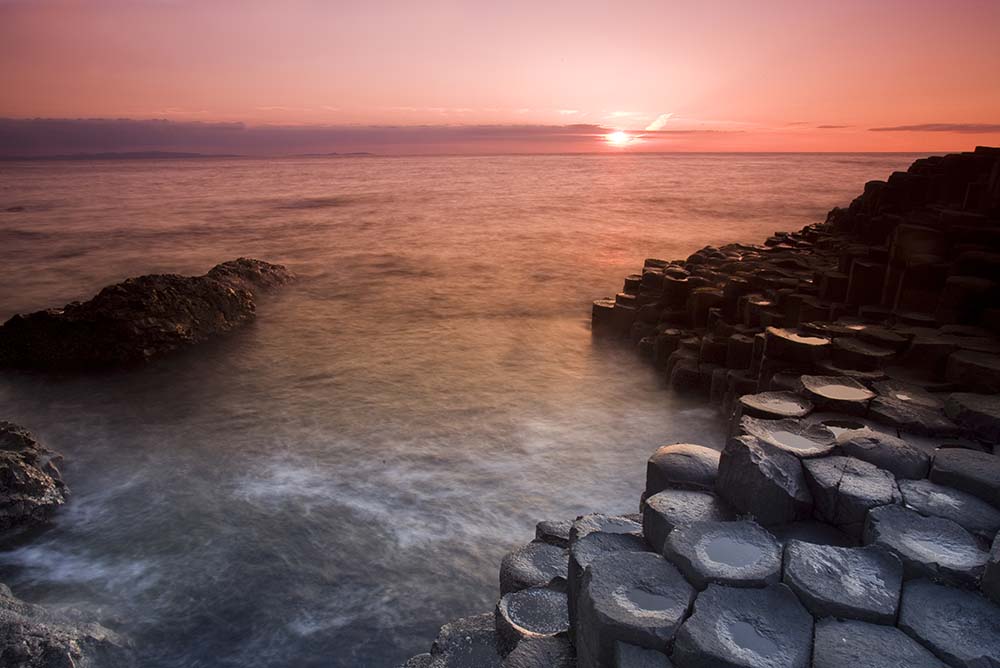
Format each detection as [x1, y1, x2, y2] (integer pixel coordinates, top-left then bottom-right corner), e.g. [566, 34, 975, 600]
[0, 153, 919, 667]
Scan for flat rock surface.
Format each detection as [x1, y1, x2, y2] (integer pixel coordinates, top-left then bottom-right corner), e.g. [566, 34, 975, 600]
[715, 436, 813, 526]
[739, 416, 836, 458]
[535, 520, 572, 548]
[499, 542, 568, 595]
[801, 375, 876, 414]
[613, 641, 673, 667]
[984, 534, 1000, 604]
[495, 587, 568, 655]
[664, 520, 781, 589]
[738, 392, 813, 420]
[945, 393, 1000, 442]
[813, 618, 945, 668]
[782, 541, 902, 623]
[804, 456, 900, 535]
[835, 428, 930, 479]
[428, 613, 502, 668]
[672, 584, 813, 668]
[568, 533, 649, 631]
[570, 514, 643, 543]
[898, 579, 1000, 668]
[645, 444, 721, 496]
[930, 448, 1000, 507]
[0, 421, 68, 536]
[899, 478, 1000, 540]
[869, 395, 959, 437]
[641, 489, 733, 553]
[864, 504, 988, 586]
[502, 637, 575, 668]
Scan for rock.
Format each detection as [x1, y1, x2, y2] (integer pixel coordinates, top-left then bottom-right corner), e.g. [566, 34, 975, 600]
[831, 338, 895, 371]
[946, 350, 1000, 393]
[736, 392, 812, 420]
[672, 584, 813, 668]
[568, 532, 648, 638]
[535, 520, 572, 548]
[613, 641, 673, 667]
[0, 422, 67, 536]
[502, 637, 575, 668]
[663, 520, 781, 589]
[738, 416, 836, 458]
[872, 379, 945, 410]
[576, 552, 694, 668]
[868, 396, 960, 437]
[898, 579, 1000, 668]
[864, 504, 988, 587]
[930, 448, 1000, 507]
[899, 479, 1000, 540]
[428, 613, 503, 668]
[0, 258, 293, 370]
[782, 541, 902, 623]
[763, 327, 831, 364]
[499, 542, 568, 595]
[813, 359, 888, 382]
[804, 456, 900, 538]
[400, 653, 433, 667]
[835, 428, 931, 479]
[641, 489, 733, 553]
[645, 445, 720, 496]
[0, 582, 134, 668]
[800, 375, 875, 415]
[945, 393, 1000, 442]
[570, 514, 643, 543]
[812, 618, 946, 668]
[768, 520, 856, 548]
[715, 435, 813, 526]
[494, 587, 569, 656]
[984, 534, 1000, 604]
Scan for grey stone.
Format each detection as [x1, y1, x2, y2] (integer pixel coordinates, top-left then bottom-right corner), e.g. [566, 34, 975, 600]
[739, 416, 836, 458]
[502, 637, 574, 668]
[645, 444, 720, 496]
[985, 534, 1000, 604]
[800, 375, 875, 415]
[672, 584, 813, 668]
[763, 327, 831, 364]
[570, 514, 643, 543]
[835, 428, 931, 479]
[499, 542, 568, 595]
[869, 396, 960, 437]
[804, 456, 900, 538]
[864, 504, 988, 587]
[930, 448, 1000, 508]
[0, 421, 68, 537]
[768, 520, 856, 548]
[428, 613, 503, 668]
[495, 587, 569, 656]
[715, 435, 813, 526]
[641, 489, 733, 553]
[945, 393, 1000, 443]
[946, 350, 1000, 393]
[576, 551, 694, 668]
[535, 520, 572, 548]
[738, 392, 813, 420]
[664, 520, 781, 590]
[614, 641, 672, 667]
[898, 579, 1000, 668]
[899, 478, 1000, 540]
[812, 618, 945, 668]
[400, 654, 433, 668]
[568, 532, 648, 639]
[782, 541, 902, 623]
[832, 337, 895, 371]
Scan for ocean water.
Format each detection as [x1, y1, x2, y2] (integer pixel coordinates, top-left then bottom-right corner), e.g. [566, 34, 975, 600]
[0, 153, 919, 667]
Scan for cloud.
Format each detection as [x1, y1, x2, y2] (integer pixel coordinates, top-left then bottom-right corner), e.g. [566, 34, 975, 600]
[645, 113, 673, 131]
[558, 109, 579, 115]
[869, 123, 1000, 133]
[816, 124, 849, 129]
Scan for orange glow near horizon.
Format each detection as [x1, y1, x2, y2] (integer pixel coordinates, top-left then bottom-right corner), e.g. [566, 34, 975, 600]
[606, 131, 632, 147]
[1, 0, 999, 154]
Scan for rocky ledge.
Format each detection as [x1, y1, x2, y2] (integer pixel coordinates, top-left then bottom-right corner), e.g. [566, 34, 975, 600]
[0, 258, 292, 370]
[0, 421, 66, 537]
[401, 147, 1000, 667]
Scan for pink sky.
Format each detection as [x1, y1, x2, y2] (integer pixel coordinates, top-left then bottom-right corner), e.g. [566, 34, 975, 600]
[1, 0, 999, 154]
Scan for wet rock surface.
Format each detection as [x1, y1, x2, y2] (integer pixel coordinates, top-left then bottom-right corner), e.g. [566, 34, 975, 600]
[426, 613, 503, 668]
[812, 618, 945, 668]
[494, 587, 569, 655]
[499, 541, 568, 595]
[672, 584, 813, 668]
[898, 579, 1000, 668]
[782, 541, 902, 623]
[899, 478, 1000, 540]
[804, 456, 900, 538]
[0, 258, 293, 370]
[568, 532, 649, 635]
[834, 428, 930, 479]
[663, 520, 781, 590]
[645, 445, 720, 496]
[715, 436, 813, 526]
[737, 392, 812, 420]
[800, 375, 875, 415]
[0, 421, 67, 537]
[641, 489, 732, 553]
[930, 448, 1000, 507]
[738, 416, 836, 458]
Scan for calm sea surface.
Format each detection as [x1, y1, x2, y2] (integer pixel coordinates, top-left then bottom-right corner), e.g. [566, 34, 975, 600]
[0, 153, 919, 667]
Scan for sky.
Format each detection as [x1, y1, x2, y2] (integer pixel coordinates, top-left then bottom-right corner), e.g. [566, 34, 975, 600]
[1, 0, 999, 155]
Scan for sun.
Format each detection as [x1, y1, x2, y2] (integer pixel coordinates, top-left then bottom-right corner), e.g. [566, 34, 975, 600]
[606, 130, 632, 147]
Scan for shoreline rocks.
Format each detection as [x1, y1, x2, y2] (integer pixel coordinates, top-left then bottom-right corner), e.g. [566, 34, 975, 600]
[0, 421, 67, 538]
[0, 258, 292, 370]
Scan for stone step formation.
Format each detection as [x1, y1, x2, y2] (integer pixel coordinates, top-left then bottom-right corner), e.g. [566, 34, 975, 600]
[400, 149, 1000, 668]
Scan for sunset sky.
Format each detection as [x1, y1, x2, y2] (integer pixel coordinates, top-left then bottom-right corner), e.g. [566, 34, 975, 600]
[2, 0, 999, 155]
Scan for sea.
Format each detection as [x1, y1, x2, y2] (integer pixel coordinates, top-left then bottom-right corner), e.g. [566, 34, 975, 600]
[0, 152, 922, 667]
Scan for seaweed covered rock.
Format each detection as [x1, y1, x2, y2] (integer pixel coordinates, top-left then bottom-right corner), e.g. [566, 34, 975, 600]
[0, 422, 67, 537]
[0, 258, 293, 370]
[0, 583, 133, 668]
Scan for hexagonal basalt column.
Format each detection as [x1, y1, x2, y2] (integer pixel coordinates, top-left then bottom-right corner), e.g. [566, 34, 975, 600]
[672, 584, 814, 668]
[763, 327, 831, 364]
[782, 541, 902, 623]
[641, 489, 733, 553]
[502, 637, 575, 668]
[812, 618, 946, 668]
[804, 456, 900, 538]
[645, 444, 721, 497]
[898, 579, 1000, 668]
[568, 532, 649, 639]
[834, 428, 930, 479]
[929, 448, 1000, 508]
[736, 392, 813, 420]
[499, 541, 568, 595]
[800, 375, 875, 415]
[495, 586, 569, 656]
[613, 641, 673, 667]
[663, 520, 781, 590]
[898, 479, 1000, 541]
[576, 551, 695, 668]
[715, 436, 813, 526]
[738, 416, 836, 458]
[571, 514, 643, 543]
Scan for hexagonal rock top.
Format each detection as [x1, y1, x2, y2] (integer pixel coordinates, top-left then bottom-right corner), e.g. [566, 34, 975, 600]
[427, 613, 502, 668]
[664, 520, 782, 590]
[813, 618, 946, 668]
[945, 393, 1000, 442]
[502, 637, 575, 668]
[782, 541, 902, 624]
[499, 541, 568, 595]
[864, 504, 988, 587]
[642, 489, 733, 553]
[800, 375, 875, 415]
[834, 428, 930, 479]
[494, 586, 569, 655]
[803, 456, 901, 538]
[737, 392, 813, 420]
[645, 444, 721, 497]
[898, 579, 1000, 668]
[570, 513, 643, 543]
[672, 584, 813, 668]
[715, 436, 813, 527]
[739, 416, 836, 458]
[568, 532, 649, 632]
[899, 478, 1000, 540]
[576, 551, 694, 668]
[613, 641, 673, 667]
[930, 448, 1000, 507]
[763, 327, 831, 364]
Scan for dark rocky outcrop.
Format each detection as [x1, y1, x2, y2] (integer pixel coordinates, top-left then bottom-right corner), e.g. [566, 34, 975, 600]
[0, 258, 292, 370]
[0, 422, 67, 537]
